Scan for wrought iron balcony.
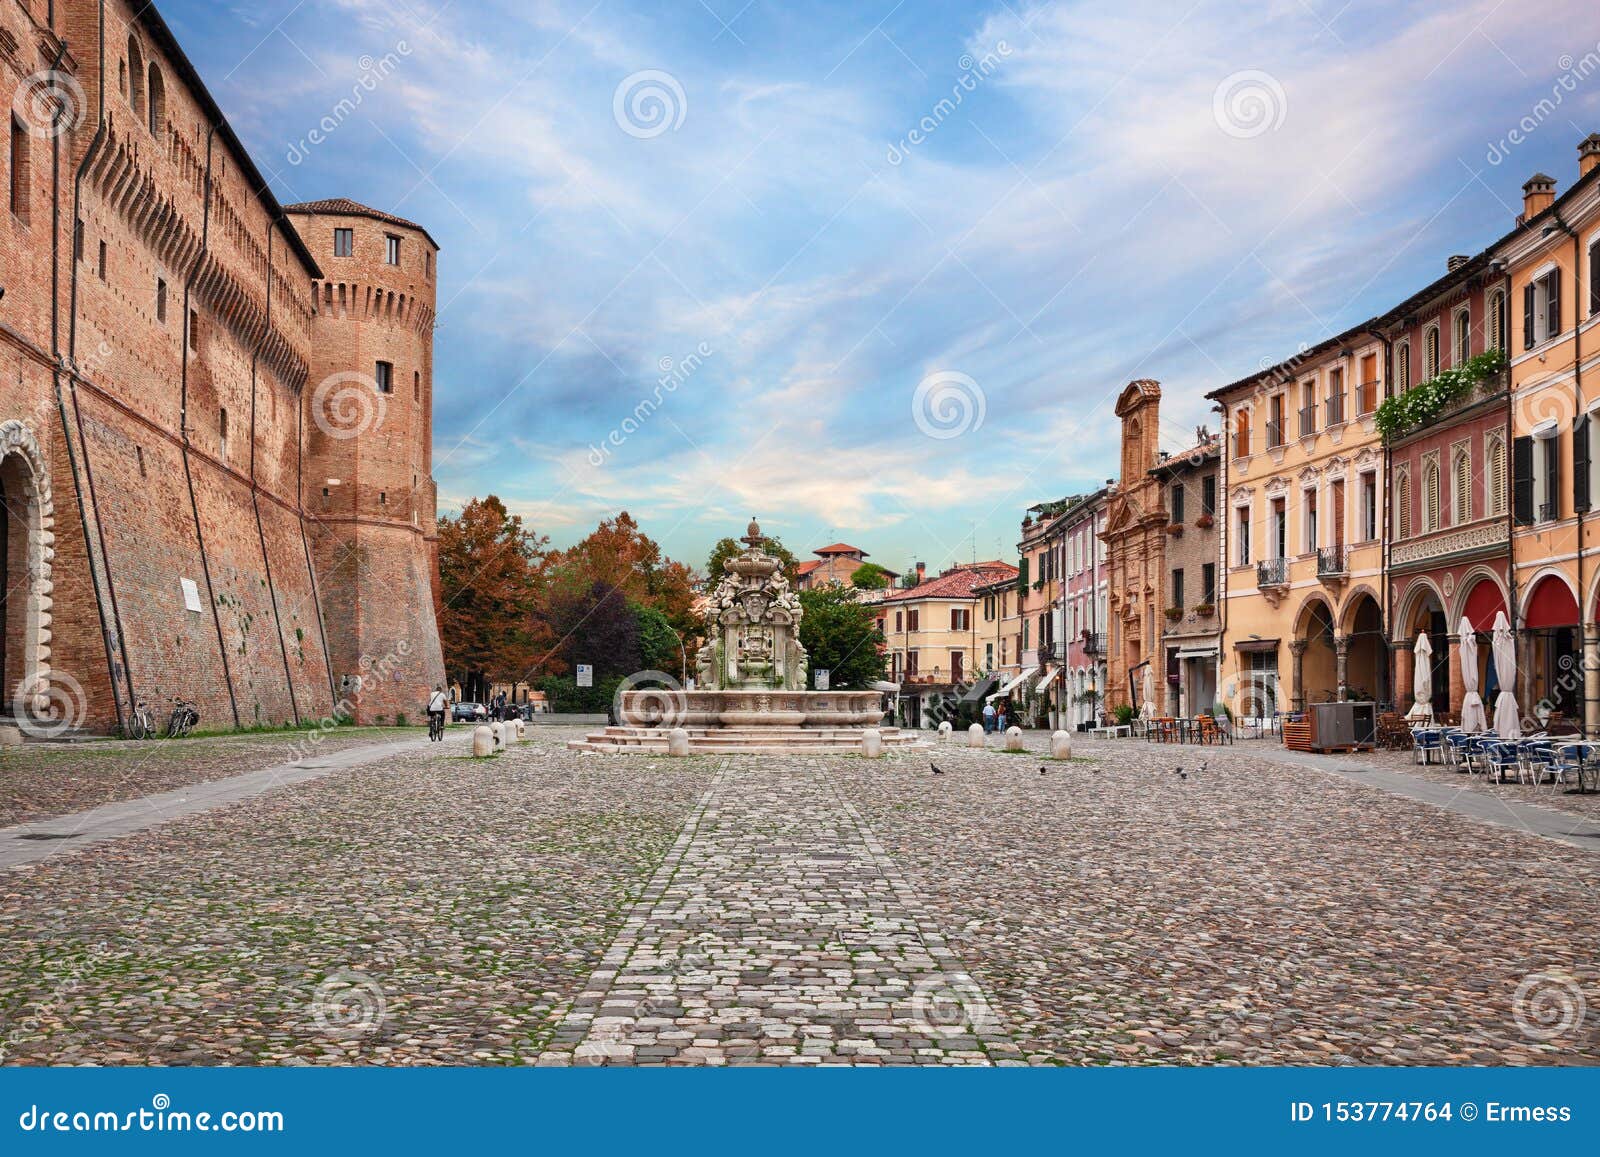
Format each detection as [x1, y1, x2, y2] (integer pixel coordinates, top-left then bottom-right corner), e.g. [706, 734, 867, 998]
[1080, 631, 1106, 655]
[1539, 500, 1559, 523]
[1256, 557, 1288, 587]
[1316, 545, 1347, 577]
[1297, 406, 1317, 437]
[1324, 394, 1345, 426]
[1265, 420, 1285, 449]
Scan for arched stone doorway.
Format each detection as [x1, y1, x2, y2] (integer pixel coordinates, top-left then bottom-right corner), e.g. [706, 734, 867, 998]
[1339, 591, 1387, 705]
[0, 420, 58, 721]
[1521, 574, 1580, 727]
[1398, 582, 1448, 716]
[1292, 596, 1338, 707]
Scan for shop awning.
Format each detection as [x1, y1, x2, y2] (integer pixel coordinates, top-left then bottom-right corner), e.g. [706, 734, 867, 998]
[988, 666, 1039, 700]
[1175, 646, 1219, 660]
[1036, 667, 1062, 691]
[1233, 638, 1280, 653]
[870, 681, 900, 693]
[959, 674, 1000, 703]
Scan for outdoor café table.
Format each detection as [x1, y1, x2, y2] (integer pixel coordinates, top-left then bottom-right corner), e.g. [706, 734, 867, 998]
[1569, 741, 1600, 794]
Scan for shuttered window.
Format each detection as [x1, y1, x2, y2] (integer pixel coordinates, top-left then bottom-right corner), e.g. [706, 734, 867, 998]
[1423, 460, 1441, 533]
[1423, 326, 1440, 380]
[1590, 239, 1600, 319]
[1486, 432, 1508, 517]
[1525, 284, 1538, 350]
[1488, 290, 1506, 350]
[1395, 468, 1412, 539]
[1513, 435, 1535, 525]
[1396, 342, 1411, 392]
[1576, 415, 1592, 513]
[1453, 448, 1472, 525]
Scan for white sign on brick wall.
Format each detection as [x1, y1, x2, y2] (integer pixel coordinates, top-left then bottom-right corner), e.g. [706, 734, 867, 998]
[180, 577, 203, 613]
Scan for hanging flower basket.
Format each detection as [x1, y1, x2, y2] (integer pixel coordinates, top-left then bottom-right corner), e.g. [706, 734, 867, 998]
[1193, 602, 1216, 617]
[1164, 606, 1184, 621]
[1195, 514, 1214, 529]
[1165, 523, 1184, 537]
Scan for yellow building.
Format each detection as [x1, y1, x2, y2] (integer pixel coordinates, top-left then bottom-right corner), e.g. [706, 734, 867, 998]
[878, 561, 1017, 728]
[1209, 328, 1390, 718]
[1495, 138, 1600, 730]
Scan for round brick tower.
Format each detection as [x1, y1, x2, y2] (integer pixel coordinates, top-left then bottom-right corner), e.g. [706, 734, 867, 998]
[285, 199, 445, 722]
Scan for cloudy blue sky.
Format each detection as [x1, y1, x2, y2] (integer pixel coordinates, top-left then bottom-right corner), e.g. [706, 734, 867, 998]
[170, 0, 1600, 574]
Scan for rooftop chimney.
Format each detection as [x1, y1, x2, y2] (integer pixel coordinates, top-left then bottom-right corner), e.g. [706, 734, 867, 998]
[1580, 133, 1600, 178]
[1447, 254, 1470, 272]
[1522, 173, 1557, 223]
[915, 561, 926, 584]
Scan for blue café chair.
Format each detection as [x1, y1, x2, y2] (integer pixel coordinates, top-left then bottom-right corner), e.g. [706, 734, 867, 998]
[1411, 728, 1443, 766]
[1552, 743, 1587, 792]
[1442, 730, 1474, 770]
[1481, 741, 1520, 784]
[1520, 740, 1556, 786]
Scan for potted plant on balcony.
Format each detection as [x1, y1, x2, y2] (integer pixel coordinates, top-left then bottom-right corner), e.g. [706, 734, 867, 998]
[1164, 605, 1184, 622]
[1164, 521, 1184, 536]
[1193, 602, 1216, 617]
[1195, 513, 1214, 529]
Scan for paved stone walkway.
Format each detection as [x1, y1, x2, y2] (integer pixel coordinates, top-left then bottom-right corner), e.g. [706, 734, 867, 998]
[538, 761, 1022, 1066]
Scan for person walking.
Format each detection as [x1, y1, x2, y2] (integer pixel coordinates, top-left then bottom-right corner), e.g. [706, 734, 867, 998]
[427, 685, 447, 741]
[997, 702, 1009, 732]
[982, 701, 997, 734]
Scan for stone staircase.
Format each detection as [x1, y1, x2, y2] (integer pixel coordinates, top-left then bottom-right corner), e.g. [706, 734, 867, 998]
[567, 724, 930, 755]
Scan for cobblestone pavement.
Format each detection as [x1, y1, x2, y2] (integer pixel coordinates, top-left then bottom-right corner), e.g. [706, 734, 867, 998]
[538, 761, 1020, 1066]
[2, 729, 1597, 1066]
[0, 727, 418, 828]
[1351, 745, 1600, 824]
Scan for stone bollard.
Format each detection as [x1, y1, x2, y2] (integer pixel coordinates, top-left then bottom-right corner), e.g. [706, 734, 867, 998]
[514, 718, 527, 741]
[667, 727, 691, 757]
[967, 723, 985, 748]
[1005, 725, 1024, 752]
[861, 728, 884, 758]
[1050, 730, 1073, 760]
[472, 725, 494, 757]
[490, 721, 505, 749]
[937, 721, 952, 743]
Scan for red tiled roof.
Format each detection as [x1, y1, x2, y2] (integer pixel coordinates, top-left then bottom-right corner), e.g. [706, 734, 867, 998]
[882, 563, 1018, 602]
[283, 197, 440, 249]
[813, 543, 867, 556]
[796, 560, 824, 575]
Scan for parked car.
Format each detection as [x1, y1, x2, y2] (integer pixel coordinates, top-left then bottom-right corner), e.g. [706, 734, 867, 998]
[451, 701, 487, 722]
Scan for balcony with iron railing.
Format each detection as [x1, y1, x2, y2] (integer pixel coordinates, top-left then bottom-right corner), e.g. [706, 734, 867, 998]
[1265, 420, 1285, 449]
[1080, 631, 1106, 655]
[1324, 393, 1345, 426]
[1539, 500, 1559, 523]
[1256, 556, 1288, 587]
[1297, 406, 1317, 437]
[1316, 545, 1346, 577]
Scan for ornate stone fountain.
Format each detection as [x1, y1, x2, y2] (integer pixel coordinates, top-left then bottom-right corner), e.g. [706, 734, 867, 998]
[568, 519, 925, 753]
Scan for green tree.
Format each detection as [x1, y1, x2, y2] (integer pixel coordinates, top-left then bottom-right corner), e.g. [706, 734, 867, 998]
[850, 562, 892, 590]
[635, 603, 684, 677]
[706, 535, 801, 587]
[798, 586, 887, 690]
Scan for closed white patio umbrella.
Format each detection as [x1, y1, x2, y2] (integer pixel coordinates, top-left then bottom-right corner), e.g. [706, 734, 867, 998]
[1409, 632, 1434, 720]
[1457, 617, 1486, 733]
[1140, 663, 1156, 719]
[1491, 611, 1521, 738]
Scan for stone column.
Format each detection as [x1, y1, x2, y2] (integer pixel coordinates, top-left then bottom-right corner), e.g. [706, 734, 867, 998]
[1288, 639, 1308, 711]
[1334, 634, 1350, 702]
[1394, 643, 1414, 713]
[1446, 634, 1464, 721]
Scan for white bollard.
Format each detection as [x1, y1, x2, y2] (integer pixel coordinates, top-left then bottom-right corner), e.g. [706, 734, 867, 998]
[514, 718, 527, 741]
[490, 721, 505, 749]
[667, 727, 691, 757]
[1005, 725, 1024, 752]
[937, 721, 952, 743]
[967, 723, 985, 748]
[861, 728, 884, 758]
[1050, 730, 1073, 760]
[472, 725, 494, 757]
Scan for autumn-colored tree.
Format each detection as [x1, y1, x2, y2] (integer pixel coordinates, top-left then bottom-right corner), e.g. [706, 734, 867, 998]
[557, 512, 698, 636]
[436, 496, 559, 700]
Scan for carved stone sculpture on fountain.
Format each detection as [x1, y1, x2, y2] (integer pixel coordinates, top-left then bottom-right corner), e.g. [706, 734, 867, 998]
[696, 518, 809, 691]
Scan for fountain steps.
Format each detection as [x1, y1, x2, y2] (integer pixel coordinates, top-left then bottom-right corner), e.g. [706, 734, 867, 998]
[567, 725, 928, 754]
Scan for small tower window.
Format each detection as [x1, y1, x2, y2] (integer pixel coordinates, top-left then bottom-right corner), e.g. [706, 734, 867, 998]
[188, 308, 199, 350]
[156, 277, 168, 323]
[413, 370, 420, 401]
[375, 361, 393, 393]
[385, 234, 401, 265]
[219, 408, 228, 460]
[97, 240, 107, 281]
[334, 228, 353, 257]
[147, 64, 165, 136]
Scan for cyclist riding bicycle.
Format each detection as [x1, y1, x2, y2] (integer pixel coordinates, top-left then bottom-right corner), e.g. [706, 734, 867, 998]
[427, 685, 448, 742]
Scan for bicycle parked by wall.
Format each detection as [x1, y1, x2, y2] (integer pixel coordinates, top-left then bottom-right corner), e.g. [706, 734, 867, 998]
[127, 700, 155, 741]
[166, 698, 199, 738]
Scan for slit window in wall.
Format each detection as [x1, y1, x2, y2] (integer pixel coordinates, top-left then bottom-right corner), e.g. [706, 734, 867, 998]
[147, 65, 165, 136]
[73, 218, 83, 262]
[375, 361, 393, 393]
[321, 487, 331, 511]
[385, 234, 401, 266]
[136, 446, 146, 478]
[219, 408, 228, 461]
[425, 250, 433, 279]
[188, 309, 199, 351]
[156, 278, 168, 323]
[333, 228, 353, 257]
[413, 370, 420, 401]
[97, 240, 107, 281]
[10, 114, 29, 221]
[380, 492, 387, 507]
